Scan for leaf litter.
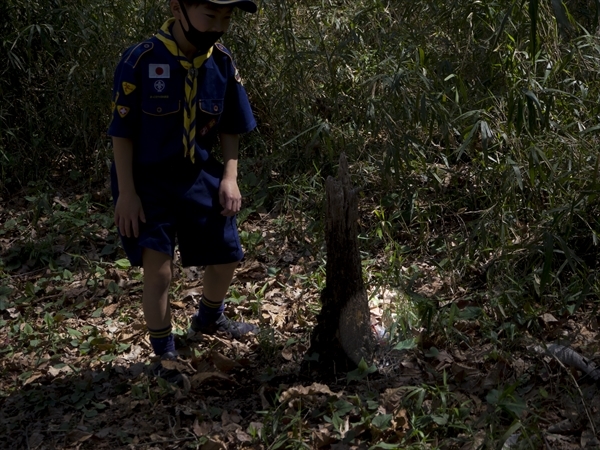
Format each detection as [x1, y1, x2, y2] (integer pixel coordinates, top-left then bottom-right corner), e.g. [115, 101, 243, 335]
[1, 193, 600, 448]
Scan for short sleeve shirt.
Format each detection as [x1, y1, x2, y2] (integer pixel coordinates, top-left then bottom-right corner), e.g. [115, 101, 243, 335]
[108, 36, 256, 165]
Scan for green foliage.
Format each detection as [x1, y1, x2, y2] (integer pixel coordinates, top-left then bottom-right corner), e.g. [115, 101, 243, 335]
[2, 0, 600, 447]
[0, 0, 167, 190]
[228, 0, 600, 319]
[346, 357, 377, 382]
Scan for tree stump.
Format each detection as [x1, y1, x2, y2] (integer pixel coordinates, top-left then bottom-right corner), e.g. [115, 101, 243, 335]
[305, 154, 374, 374]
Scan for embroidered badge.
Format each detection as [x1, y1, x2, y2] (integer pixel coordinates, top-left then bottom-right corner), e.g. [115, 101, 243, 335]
[154, 80, 166, 92]
[199, 119, 217, 137]
[149, 64, 170, 79]
[117, 105, 130, 118]
[122, 82, 136, 95]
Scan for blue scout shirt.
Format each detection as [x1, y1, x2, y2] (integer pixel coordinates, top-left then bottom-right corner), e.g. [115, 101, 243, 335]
[108, 37, 256, 165]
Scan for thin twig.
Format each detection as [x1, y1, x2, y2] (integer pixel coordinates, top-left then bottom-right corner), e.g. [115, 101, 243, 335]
[9, 268, 46, 278]
[30, 293, 63, 304]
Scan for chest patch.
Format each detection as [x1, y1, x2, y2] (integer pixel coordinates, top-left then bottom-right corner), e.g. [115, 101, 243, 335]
[154, 80, 166, 92]
[149, 64, 170, 79]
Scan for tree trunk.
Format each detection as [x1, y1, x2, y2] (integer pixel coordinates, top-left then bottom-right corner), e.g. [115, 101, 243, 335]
[304, 154, 373, 374]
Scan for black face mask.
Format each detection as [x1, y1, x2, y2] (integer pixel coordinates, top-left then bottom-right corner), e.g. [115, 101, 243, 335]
[179, 1, 223, 54]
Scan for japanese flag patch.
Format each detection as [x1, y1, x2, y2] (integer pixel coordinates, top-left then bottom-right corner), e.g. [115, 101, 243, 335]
[117, 105, 130, 118]
[149, 64, 170, 79]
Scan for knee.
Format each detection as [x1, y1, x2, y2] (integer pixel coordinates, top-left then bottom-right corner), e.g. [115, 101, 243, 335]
[143, 252, 173, 291]
[144, 263, 172, 291]
[207, 261, 240, 277]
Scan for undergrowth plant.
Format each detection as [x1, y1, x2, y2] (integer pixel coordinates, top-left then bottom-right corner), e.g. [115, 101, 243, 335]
[2, 0, 600, 447]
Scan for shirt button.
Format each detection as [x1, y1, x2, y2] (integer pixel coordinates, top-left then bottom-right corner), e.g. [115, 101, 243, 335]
[213, 105, 219, 112]
[157, 107, 162, 113]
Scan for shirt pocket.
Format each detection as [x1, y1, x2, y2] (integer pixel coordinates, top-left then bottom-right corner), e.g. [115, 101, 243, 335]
[197, 98, 224, 138]
[198, 99, 224, 116]
[139, 99, 182, 163]
[142, 99, 181, 116]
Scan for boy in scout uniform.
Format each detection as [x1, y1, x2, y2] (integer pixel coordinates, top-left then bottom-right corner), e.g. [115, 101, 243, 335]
[108, 0, 258, 378]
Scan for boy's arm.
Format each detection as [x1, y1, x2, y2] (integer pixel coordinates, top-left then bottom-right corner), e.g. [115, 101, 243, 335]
[218, 133, 241, 217]
[113, 136, 145, 237]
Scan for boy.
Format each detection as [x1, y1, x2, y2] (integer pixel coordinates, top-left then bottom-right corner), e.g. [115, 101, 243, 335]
[108, 0, 258, 376]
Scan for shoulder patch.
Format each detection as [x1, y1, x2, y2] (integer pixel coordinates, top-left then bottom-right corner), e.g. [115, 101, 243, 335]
[124, 41, 154, 69]
[122, 82, 136, 95]
[214, 43, 242, 84]
[117, 105, 130, 118]
[214, 42, 232, 57]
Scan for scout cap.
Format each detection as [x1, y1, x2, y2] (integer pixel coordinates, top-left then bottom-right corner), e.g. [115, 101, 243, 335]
[204, 0, 257, 13]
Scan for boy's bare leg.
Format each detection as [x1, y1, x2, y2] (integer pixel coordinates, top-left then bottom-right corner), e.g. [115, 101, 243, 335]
[142, 248, 173, 328]
[203, 261, 239, 301]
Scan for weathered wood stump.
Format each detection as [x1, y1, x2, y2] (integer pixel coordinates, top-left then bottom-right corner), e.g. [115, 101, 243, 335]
[304, 154, 374, 374]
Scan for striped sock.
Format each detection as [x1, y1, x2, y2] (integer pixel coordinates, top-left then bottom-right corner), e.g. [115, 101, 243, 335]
[148, 325, 176, 356]
[196, 295, 225, 327]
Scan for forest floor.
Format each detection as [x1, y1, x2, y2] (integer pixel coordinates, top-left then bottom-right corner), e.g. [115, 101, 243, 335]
[1, 188, 600, 449]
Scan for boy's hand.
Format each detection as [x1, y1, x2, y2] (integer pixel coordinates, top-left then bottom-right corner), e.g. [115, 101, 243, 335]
[114, 192, 146, 238]
[219, 178, 242, 216]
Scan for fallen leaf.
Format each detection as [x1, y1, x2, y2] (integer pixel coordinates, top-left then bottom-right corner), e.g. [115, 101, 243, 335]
[547, 419, 578, 434]
[161, 359, 195, 374]
[103, 303, 119, 316]
[123, 345, 143, 361]
[48, 365, 72, 377]
[281, 347, 294, 361]
[221, 411, 233, 427]
[236, 261, 266, 281]
[279, 383, 341, 404]
[27, 432, 44, 449]
[182, 289, 202, 303]
[23, 372, 44, 385]
[581, 429, 600, 447]
[540, 313, 558, 324]
[210, 351, 241, 373]
[222, 423, 242, 433]
[313, 428, 337, 448]
[191, 372, 232, 387]
[392, 409, 409, 433]
[171, 301, 186, 309]
[66, 430, 93, 445]
[259, 385, 270, 409]
[235, 429, 252, 443]
[6, 308, 20, 319]
[95, 428, 112, 439]
[193, 418, 213, 437]
[200, 437, 227, 450]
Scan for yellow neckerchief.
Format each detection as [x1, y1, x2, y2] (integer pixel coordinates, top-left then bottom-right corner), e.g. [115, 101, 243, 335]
[156, 18, 213, 163]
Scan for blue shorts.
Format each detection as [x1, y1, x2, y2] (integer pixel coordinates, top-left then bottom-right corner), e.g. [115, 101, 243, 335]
[110, 155, 244, 267]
